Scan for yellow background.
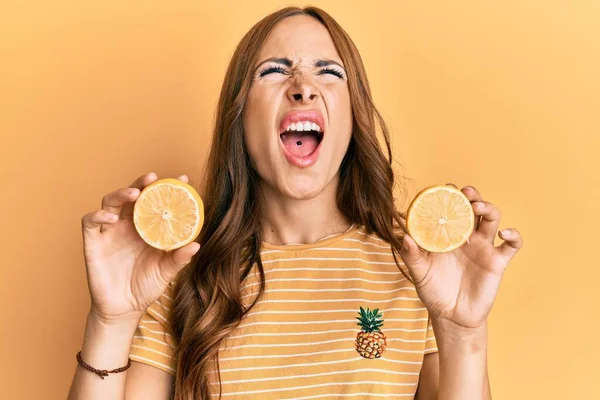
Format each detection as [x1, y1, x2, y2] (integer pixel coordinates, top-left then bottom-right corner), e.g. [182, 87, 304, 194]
[1, 1, 598, 399]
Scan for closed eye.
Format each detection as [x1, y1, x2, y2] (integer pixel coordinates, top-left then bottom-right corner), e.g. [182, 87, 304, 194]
[259, 66, 288, 77]
[318, 67, 345, 79]
[258, 65, 345, 80]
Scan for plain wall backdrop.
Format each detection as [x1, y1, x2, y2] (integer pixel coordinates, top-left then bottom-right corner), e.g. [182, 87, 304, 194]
[1, 1, 599, 399]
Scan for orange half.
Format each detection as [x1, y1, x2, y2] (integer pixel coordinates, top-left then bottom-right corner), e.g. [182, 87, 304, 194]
[133, 178, 204, 251]
[406, 185, 475, 253]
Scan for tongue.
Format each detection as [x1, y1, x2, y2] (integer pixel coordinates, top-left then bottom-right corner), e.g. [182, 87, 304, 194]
[280, 132, 320, 157]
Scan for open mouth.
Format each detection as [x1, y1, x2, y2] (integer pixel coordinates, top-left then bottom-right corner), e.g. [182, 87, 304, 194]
[279, 121, 324, 158]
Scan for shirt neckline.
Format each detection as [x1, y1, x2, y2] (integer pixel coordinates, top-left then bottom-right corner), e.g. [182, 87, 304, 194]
[261, 223, 359, 251]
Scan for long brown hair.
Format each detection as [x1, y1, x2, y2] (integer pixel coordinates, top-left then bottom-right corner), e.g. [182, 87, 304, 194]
[170, 6, 409, 399]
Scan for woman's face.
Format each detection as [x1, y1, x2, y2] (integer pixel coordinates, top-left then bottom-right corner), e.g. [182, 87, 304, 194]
[243, 15, 352, 200]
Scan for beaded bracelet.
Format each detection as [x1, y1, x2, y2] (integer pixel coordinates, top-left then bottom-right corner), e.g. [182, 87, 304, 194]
[76, 351, 132, 380]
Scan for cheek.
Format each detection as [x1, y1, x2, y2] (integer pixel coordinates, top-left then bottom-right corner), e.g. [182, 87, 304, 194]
[243, 86, 283, 170]
[244, 85, 282, 137]
[243, 88, 270, 149]
[326, 86, 352, 136]
[339, 86, 352, 122]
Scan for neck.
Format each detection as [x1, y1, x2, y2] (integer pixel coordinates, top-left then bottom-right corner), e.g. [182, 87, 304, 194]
[258, 176, 352, 246]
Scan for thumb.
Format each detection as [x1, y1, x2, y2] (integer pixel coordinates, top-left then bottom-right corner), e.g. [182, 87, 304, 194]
[160, 242, 201, 280]
[401, 234, 429, 281]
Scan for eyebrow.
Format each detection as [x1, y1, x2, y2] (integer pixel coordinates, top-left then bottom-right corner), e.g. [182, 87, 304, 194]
[254, 57, 345, 72]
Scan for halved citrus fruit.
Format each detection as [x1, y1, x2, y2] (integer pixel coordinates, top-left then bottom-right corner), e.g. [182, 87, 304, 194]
[133, 178, 204, 251]
[406, 185, 475, 253]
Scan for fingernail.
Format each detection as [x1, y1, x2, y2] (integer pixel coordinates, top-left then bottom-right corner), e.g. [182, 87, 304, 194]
[108, 214, 118, 221]
[474, 202, 484, 209]
[501, 229, 510, 236]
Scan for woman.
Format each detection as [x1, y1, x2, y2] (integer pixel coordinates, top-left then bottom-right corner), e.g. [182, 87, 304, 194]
[69, 6, 523, 400]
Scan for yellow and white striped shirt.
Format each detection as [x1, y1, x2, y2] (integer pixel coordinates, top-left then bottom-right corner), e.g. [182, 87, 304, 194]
[130, 224, 438, 398]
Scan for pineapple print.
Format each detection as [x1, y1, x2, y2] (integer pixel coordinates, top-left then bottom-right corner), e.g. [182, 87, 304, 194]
[355, 306, 387, 359]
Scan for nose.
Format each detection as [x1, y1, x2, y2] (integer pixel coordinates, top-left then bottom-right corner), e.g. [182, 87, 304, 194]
[286, 74, 319, 104]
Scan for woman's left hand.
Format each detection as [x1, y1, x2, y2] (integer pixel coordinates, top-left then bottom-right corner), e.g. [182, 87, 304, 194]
[401, 185, 524, 329]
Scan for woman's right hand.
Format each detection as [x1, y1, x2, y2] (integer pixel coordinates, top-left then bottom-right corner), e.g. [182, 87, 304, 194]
[80, 172, 201, 324]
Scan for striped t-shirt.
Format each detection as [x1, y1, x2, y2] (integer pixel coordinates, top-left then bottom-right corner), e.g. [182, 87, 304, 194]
[130, 224, 438, 399]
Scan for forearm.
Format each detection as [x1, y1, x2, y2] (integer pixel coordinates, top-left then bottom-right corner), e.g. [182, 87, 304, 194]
[67, 312, 140, 400]
[432, 318, 491, 400]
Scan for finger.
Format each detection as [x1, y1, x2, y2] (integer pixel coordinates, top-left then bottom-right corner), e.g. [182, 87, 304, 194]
[497, 228, 524, 262]
[121, 172, 158, 219]
[400, 234, 430, 284]
[130, 172, 158, 189]
[81, 210, 119, 238]
[159, 242, 201, 281]
[471, 200, 501, 243]
[101, 187, 140, 219]
[176, 174, 189, 184]
[462, 186, 483, 231]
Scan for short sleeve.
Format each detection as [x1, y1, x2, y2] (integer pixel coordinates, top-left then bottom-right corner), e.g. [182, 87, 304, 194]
[129, 284, 176, 374]
[424, 317, 438, 354]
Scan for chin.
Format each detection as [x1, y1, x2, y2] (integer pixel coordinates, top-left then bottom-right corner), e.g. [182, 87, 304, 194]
[280, 174, 330, 200]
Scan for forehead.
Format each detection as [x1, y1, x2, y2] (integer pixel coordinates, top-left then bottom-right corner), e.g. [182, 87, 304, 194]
[257, 15, 342, 63]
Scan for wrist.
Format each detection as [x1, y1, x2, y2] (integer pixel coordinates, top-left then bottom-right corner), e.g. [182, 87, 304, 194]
[86, 310, 141, 335]
[88, 306, 144, 327]
[432, 318, 490, 400]
[432, 317, 488, 353]
[79, 312, 140, 369]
